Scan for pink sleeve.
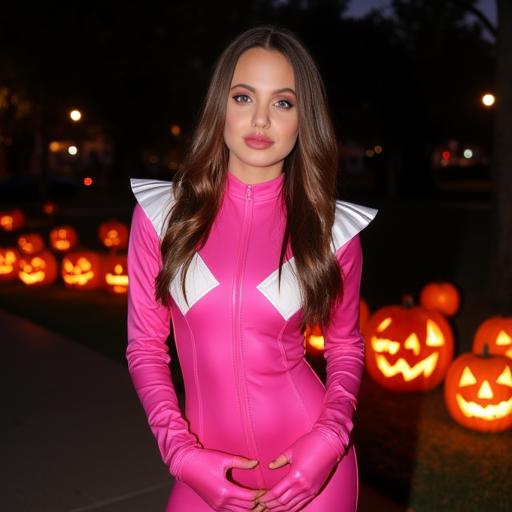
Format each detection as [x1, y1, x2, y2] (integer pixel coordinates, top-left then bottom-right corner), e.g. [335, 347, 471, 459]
[126, 203, 201, 478]
[310, 233, 365, 461]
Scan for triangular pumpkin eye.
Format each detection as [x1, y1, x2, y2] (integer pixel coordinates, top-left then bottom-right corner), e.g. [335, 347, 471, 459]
[496, 366, 512, 387]
[496, 330, 512, 346]
[425, 320, 445, 346]
[459, 366, 477, 387]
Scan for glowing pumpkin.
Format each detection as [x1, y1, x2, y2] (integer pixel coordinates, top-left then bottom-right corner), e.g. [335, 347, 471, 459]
[304, 298, 371, 353]
[362, 296, 454, 391]
[103, 254, 128, 294]
[472, 316, 512, 360]
[18, 251, 58, 286]
[98, 221, 129, 250]
[17, 233, 45, 255]
[49, 225, 78, 252]
[0, 209, 25, 232]
[62, 251, 104, 290]
[419, 281, 461, 316]
[444, 345, 512, 432]
[0, 247, 21, 281]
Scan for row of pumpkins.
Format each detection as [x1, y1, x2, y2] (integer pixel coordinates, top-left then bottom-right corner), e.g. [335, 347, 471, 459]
[0, 211, 130, 294]
[305, 283, 512, 434]
[2, 210, 511, 433]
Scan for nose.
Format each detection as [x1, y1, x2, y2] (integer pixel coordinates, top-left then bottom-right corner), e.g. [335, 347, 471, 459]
[251, 102, 270, 128]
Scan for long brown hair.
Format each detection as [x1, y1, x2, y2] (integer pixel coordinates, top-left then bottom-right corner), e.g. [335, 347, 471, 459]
[155, 24, 343, 331]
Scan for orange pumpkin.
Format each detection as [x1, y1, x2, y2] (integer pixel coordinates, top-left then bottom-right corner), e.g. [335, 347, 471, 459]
[0, 209, 25, 232]
[42, 201, 58, 215]
[49, 225, 78, 252]
[18, 251, 58, 286]
[472, 316, 512, 360]
[304, 298, 371, 354]
[103, 254, 128, 294]
[98, 220, 129, 250]
[444, 345, 512, 432]
[419, 281, 461, 316]
[362, 295, 454, 391]
[0, 247, 21, 281]
[17, 233, 45, 255]
[62, 251, 104, 290]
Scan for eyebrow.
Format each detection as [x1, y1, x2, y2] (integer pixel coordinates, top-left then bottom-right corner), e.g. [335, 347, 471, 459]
[230, 83, 296, 96]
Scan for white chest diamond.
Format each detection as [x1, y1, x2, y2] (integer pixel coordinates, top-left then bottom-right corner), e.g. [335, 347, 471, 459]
[169, 252, 220, 316]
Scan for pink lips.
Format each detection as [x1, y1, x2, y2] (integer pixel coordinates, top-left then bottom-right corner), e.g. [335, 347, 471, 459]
[244, 133, 274, 150]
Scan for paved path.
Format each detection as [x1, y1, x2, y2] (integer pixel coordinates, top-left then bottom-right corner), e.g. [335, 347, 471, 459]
[1, 308, 405, 511]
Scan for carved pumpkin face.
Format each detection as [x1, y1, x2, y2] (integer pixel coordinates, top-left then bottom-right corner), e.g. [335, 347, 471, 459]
[363, 304, 454, 391]
[103, 254, 128, 294]
[98, 221, 129, 250]
[62, 251, 104, 289]
[472, 316, 512, 360]
[17, 233, 45, 255]
[49, 225, 78, 252]
[18, 251, 58, 286]
[0, 209, 25, 232]
[444, 348, 512, 432]
[419, 281, 460, 317]
[304, 298, 370, 354]
[0, 247, 21, 281]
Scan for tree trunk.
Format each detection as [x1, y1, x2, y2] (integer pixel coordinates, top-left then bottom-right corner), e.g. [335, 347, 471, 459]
[488, 0, 512, 312]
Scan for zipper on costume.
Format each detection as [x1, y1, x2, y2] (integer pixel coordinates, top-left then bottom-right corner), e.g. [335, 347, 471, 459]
[232, 183, 265, 485]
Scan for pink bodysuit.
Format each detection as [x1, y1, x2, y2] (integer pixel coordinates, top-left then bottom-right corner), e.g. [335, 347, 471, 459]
[126, 169, 378, 511]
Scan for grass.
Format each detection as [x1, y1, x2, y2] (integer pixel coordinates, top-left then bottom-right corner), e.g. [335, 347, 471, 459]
[1, 179, 510, 511]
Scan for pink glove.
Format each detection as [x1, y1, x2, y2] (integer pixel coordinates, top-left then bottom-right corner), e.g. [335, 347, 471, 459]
[126, 203, 203, 478]
[178, 447, 267, 511]
[257, 430, 340, 511]
[258, 235, 365, 511]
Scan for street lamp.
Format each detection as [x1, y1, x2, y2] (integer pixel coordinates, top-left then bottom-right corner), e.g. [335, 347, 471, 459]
[481, 93, 495, 107]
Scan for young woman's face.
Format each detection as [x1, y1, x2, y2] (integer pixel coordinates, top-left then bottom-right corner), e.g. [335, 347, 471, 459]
[224, 47, 299, 178]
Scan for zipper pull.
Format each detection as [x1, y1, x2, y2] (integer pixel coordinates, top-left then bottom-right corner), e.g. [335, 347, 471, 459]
[246, 185, 253, 200]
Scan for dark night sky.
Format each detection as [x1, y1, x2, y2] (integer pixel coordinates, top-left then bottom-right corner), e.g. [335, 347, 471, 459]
[346, 0, 497, 38]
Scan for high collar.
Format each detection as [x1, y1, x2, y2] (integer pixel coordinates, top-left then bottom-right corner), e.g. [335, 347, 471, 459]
[226, 168, 285, 202]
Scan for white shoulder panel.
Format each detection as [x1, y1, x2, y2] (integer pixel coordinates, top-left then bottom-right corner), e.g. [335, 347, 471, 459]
[129, 177, 220, 316]
[257, 199, 378, 321]
[331, 200, 379, 252]
[130, 178, 175, 240]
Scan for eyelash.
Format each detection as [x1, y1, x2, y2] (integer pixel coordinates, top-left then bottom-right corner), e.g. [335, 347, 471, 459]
[232, 94, 294, 110]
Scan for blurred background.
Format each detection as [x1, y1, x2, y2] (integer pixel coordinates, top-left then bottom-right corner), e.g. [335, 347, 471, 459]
[1, 1, 511, 511]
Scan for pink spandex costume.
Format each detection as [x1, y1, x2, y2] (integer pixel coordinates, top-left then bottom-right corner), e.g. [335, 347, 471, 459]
[126, 169, 378, 511]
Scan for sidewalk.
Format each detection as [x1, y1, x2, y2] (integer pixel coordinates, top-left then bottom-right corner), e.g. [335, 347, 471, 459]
[1, 308, 405, 511]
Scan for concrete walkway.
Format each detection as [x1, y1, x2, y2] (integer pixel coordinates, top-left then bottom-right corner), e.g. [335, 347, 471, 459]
[1, 308, 405, 511]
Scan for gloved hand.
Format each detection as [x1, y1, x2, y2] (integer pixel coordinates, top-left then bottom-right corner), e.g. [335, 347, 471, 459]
[178, 446, 267, 511]
[254, 430, 340, 511]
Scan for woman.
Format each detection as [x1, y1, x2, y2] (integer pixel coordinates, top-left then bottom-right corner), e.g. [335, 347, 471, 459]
[127, 24, 378, 511]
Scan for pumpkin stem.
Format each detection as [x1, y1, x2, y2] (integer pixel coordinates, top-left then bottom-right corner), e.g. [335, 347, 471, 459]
[482, 343, 489, 358]
[401, 293, 415, 308]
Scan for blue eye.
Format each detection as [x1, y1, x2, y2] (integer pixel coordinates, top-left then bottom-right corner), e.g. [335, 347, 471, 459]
[275, 99, 293, 109]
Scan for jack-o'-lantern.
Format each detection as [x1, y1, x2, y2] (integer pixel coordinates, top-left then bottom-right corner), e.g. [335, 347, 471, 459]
[472, 316, 512, 360]
[362, 295, 454, 391]
[0, 209, 25, 232]
[18, 251, 58, 286]
[103, 254, 128, 294]
[49, 225, 78, 252]
[304, 298, 371, 353]
[62, 251, 104, 290]
[98, 221, 129, 250]
[419, 281, 460, 316]
[0, 247, 21, 281]
[17, 233, 45, 255]
[444, 345, 512, 432]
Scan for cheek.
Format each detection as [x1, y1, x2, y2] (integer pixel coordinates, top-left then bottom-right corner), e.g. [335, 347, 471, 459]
[279, 115, 299, 144]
